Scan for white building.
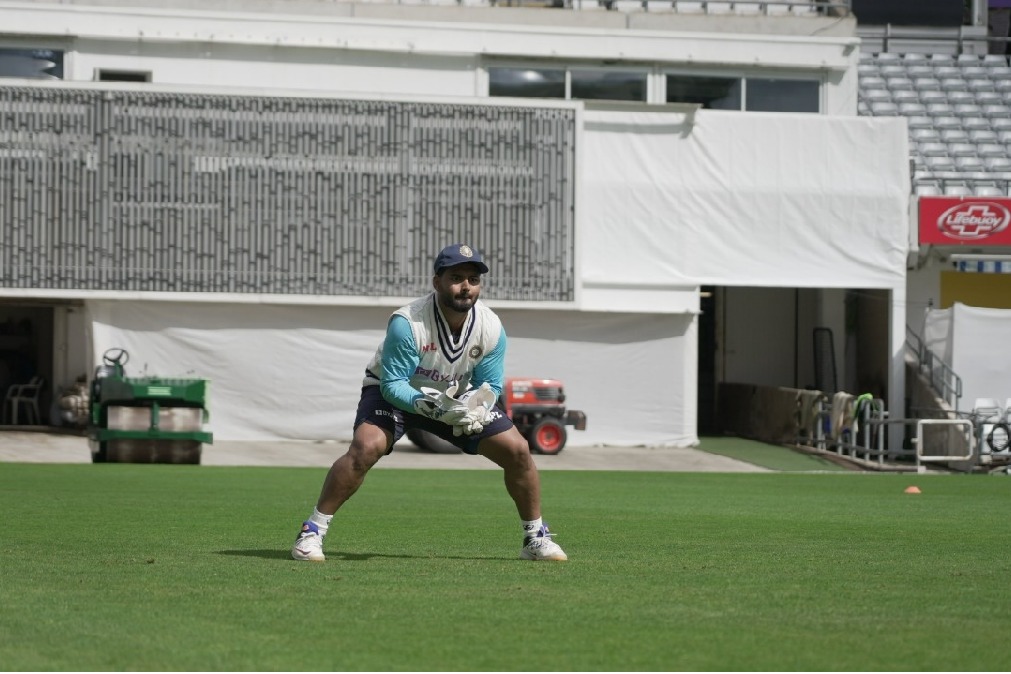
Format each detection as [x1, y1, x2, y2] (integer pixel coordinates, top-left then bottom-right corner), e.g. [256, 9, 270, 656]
[0, 0, 911, 447]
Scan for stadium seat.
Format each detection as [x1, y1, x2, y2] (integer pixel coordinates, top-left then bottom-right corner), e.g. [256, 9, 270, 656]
[905, 64, 934, 79]
[929, 53, 955, 65]
[920, 142, 948, 157]
[939, 78, 968, 93]
[914, 180, 942, 195]
[955, 156, 985, 172]
[705, 1, 734, 13]
[948, 142, 976, 157]
[957, 53, 983, 66]
[960, 66, 991, 80]
[962, 116, 991, 131]
[991, 117, 1011, 131]
[974, 90, 1005, 105]
[862, 88, 891, 103]
[953, 103, 983, 117]
[907, 115, 934, 129]
[870, 101, 898, 115]
[891, 89, 919, 104]
[912, 77, 942, 91]
[997, 129, 1011, 143]
[944, 182, 972, 196]
[995, 78, 1011, 93]
[967, 79, 996, 92]
[899, 101, 927, 116]
[932, 65, 961, 79]
[969, 128, 998, 143]
[926, 102, 954, 116]
[984, 156, 1011, 171]
[978, 143, 1007, 157]
[940, 128, 969, 143]
[981, 104, 1011, 118]
[975, 185, 1005, 196]
[879, 64, 908, 77]
[885, 76, 917, 90]
[918, 90, 947, 104]
[933, 115, 962, 130]
[926, 155, 956, 171]
[982, 54, 1008, 67]
[946, 90, 977, 104]
[911, 126, 940, 142]
[613, 0, 646, 11]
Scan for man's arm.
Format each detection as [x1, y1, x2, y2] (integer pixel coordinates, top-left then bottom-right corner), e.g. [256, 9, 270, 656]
[379, 315, 424, 413]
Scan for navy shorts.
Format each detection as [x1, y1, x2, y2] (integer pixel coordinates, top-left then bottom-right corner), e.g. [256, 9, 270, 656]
[353, 385, 515, 455]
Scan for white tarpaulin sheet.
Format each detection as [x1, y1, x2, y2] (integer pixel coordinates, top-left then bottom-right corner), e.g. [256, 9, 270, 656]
[87, 300, 696, 446]
[924, 302, 1011, 412]
[582, 109, 909, 290]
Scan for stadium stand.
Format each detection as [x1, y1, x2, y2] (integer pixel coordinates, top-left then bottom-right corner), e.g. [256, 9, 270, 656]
[859, 51, 1011, 195]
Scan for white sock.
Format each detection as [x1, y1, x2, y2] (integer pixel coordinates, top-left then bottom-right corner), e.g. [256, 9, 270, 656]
[309, 507, 333, 537]
[522, 517, 543, 539]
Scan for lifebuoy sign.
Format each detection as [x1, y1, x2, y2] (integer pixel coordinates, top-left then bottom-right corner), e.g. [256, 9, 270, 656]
[919, 197, 1011, 246]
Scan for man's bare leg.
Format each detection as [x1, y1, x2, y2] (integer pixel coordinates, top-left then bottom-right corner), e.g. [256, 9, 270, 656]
[479, 427, 566, 561]
[316, 422, 391, 514]
[292, 422, 390, 561]
[478, 426, 541, 520]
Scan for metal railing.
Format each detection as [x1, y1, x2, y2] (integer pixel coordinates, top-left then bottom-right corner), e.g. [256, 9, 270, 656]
[566, 0, 850, 13]
[905, 325, 962, 410]
[859, 24, 999, 55]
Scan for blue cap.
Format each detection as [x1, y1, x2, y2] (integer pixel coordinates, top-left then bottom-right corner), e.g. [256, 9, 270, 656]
[433, 243, 489, 274]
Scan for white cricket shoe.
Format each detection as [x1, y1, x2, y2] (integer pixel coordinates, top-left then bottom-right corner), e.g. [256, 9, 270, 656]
[519, 524, 567, 561]
[291, 521, 326, 562]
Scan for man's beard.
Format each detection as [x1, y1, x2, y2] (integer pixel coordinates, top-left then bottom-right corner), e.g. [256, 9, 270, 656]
[439, 289, 477, 314]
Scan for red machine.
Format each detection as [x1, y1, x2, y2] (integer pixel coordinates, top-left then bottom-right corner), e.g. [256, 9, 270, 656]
[406, 377, 586, 455]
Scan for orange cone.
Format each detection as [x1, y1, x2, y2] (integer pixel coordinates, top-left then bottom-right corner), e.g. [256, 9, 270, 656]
[904, 486, 922, 494]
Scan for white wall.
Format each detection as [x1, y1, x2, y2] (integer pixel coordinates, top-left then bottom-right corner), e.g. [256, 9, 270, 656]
[2, 1, 859, 113]
[70, 40, 482, 97]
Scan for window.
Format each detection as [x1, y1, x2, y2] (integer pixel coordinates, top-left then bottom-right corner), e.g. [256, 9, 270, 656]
[666, 74, 820, 113]
[489, 68, 565, 98]
[746, 78, 820, 113]
[96, 69, 152, 83]
[0, 48, 63, 80]
[666, 75, 742, 110]
[570, 69, 646, 102]
[490, 66, 821, 112]
[488, 66, 646, 102]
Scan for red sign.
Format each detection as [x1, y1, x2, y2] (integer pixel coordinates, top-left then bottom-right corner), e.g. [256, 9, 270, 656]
[919, 197, 1011, 246]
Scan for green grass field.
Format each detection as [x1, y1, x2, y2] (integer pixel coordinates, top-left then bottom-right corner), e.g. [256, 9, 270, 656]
[1, 463, 1009, 671]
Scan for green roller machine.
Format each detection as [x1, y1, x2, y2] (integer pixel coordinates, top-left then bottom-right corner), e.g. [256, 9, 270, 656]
[88, 348, 213, 464]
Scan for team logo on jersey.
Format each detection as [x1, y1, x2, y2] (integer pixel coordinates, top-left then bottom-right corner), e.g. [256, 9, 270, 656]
[469, 345, 483, 359]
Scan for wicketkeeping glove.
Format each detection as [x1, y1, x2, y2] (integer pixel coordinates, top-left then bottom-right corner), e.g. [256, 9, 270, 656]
[413, 382, 472, 425]
[451, 383, 497, 436]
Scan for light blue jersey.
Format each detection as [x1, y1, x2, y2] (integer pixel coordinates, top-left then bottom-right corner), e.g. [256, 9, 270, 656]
[362, 292, 507, 413]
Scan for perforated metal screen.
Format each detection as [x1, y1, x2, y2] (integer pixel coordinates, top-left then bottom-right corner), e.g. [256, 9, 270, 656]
[0, 86, 576, 301]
